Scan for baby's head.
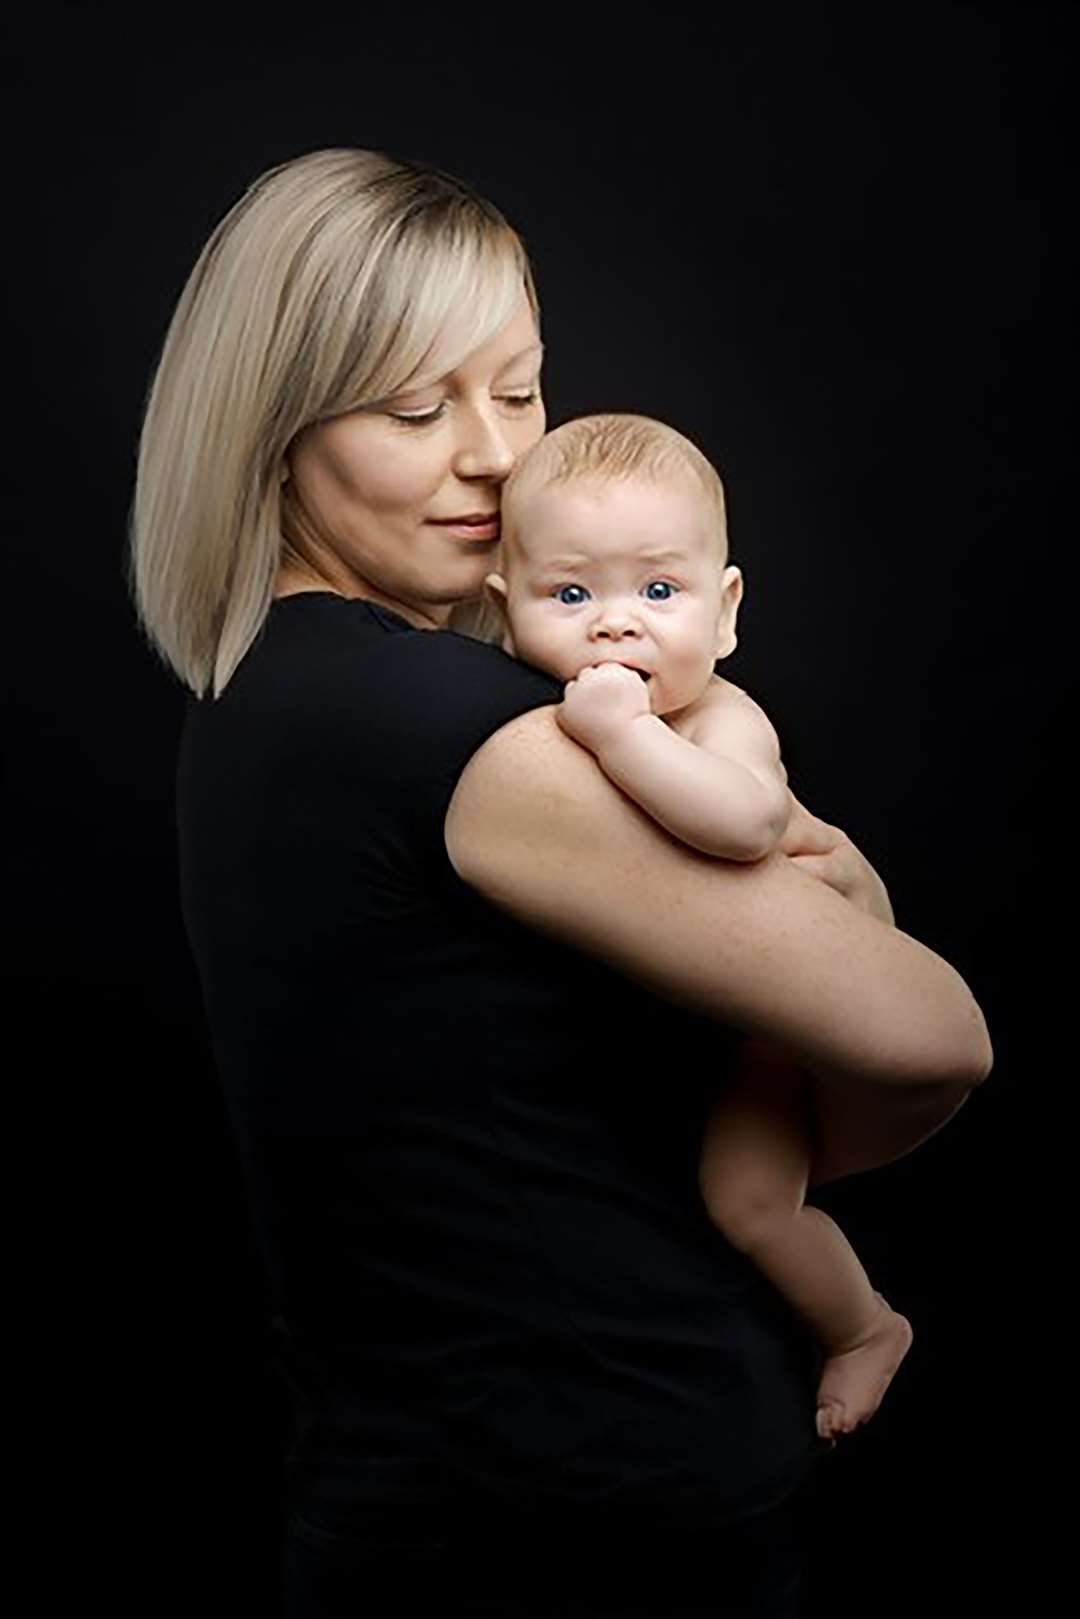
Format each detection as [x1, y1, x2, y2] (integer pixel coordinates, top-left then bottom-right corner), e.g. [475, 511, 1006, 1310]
[485, 414, 744, 718]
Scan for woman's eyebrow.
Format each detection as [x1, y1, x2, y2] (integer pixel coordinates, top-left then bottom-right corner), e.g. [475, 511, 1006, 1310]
[395, 343, 544, 399]
[496, 342, 544, 372]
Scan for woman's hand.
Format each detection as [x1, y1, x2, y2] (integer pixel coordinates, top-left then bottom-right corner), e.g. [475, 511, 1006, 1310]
[778, 793, 895, 926]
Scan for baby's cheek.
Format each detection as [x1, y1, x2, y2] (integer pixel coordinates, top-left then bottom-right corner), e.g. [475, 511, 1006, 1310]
[512, 616, 567, 678]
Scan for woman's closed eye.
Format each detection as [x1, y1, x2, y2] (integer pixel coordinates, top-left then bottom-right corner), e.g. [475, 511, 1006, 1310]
[389, 392, 542, 427]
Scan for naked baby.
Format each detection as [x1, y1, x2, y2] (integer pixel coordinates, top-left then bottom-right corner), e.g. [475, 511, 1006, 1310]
[483, 412, 914, 1443]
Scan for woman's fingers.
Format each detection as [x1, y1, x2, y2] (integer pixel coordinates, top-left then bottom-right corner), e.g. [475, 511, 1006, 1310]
[779, 794, 864, 903]
[787, 853, 831, 884]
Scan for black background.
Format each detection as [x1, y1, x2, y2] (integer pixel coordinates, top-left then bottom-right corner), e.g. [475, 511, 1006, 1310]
[14, 3, 1071, 1613]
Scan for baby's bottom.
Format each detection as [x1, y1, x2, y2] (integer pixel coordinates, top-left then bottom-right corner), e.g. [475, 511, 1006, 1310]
[699, 1057, 914, 1440]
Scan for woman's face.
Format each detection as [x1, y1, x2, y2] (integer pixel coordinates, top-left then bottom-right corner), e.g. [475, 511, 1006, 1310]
[281, 290, 545, 628]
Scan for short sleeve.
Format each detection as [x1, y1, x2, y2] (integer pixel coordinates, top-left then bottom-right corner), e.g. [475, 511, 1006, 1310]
[303, 618, 565, 880]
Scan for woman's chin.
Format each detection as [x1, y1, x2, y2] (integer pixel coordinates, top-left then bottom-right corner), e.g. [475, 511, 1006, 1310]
[446, 552, 501, 596]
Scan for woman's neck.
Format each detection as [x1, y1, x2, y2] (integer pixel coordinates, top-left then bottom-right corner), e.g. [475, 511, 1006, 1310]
[271, 563, 449, 630]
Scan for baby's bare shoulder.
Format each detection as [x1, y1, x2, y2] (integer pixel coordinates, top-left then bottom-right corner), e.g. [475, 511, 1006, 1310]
[677, 675, 764, 733]
[680, 677, 787, 778]
[703, 673, 759, 711]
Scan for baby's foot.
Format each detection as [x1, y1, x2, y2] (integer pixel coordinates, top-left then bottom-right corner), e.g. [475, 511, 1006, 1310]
[815, 1291, 914, 1442]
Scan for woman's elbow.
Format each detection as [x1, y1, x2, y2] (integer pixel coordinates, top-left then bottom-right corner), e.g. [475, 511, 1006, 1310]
[962, 1005, 994, 1086]
[922, 996, 994, 1091]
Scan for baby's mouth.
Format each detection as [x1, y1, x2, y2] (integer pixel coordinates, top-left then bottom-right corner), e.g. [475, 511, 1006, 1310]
[617, 663, 652, 683]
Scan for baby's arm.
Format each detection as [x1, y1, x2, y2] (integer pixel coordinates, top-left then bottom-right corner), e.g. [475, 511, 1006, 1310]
[556, 665, 791, 860]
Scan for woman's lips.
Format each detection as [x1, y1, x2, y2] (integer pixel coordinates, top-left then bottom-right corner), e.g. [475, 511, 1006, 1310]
[427, 521, 501, 540]
[429, 517, 501, 539]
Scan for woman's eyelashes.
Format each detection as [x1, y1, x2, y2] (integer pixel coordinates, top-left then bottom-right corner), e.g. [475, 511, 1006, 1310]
[388, 391, 542, 427]
[552, 581, 681, 605]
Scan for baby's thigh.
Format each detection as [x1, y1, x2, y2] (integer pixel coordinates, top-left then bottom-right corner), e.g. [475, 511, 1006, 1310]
[699, 1060, 816, 1232]
[806, 1073, 926, 1189]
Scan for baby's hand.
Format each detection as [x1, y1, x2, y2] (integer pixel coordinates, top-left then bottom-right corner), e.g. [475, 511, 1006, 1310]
[556, 662, 652, 754]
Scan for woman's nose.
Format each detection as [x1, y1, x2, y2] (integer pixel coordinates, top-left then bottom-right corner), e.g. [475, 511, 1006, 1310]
[451, 405, 516, 480]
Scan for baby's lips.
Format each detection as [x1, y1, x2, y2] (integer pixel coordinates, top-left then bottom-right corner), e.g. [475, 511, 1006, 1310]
[585, 661, 650, 676]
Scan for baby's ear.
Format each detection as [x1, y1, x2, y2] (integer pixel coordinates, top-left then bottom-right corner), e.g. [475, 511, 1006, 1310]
[714, 565, 744, 659]
[483, 573, 515, 654]
[483, 573, 509, 616]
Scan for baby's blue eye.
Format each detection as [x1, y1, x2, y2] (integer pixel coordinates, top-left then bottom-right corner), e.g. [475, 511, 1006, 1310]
[555, 584, 590, 605]
[644, 580, 677, 600]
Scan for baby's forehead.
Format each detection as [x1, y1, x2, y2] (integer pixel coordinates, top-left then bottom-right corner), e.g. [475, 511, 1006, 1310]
[508, 476, 719, 569]
[525, 472, 694, 515]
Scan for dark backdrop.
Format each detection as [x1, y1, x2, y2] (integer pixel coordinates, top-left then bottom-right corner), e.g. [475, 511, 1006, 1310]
[14, 3, 1070, 1613]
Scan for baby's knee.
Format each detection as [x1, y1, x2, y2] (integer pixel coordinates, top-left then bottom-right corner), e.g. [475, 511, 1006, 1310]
[702, 1180, 801, 1252]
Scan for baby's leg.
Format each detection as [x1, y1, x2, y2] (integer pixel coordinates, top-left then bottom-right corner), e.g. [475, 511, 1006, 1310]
[699, 1049, 914, 1440]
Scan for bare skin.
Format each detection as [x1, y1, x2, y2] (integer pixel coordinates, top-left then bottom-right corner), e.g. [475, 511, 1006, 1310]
[816, 1293, 914, 1440]
[488, 477, 923, 1447]
[701, 1048, 915, 1443]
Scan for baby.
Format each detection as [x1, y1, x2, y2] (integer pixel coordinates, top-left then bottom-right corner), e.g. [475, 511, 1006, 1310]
[483, 413, 914, 1444]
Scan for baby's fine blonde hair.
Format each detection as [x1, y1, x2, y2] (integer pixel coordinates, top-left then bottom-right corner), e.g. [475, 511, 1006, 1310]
[499, 413, 728, 563]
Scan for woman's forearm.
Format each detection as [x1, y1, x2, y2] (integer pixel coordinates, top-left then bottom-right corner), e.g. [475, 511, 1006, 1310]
[598, 714, 789, 860]
[447, 707, 993, 1091]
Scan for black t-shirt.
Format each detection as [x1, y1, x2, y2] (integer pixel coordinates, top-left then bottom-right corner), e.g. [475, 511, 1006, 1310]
[176, 592, 823, 1537]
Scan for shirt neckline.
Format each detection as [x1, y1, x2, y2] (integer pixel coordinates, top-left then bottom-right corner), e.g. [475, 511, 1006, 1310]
[271, 593, 419, 634]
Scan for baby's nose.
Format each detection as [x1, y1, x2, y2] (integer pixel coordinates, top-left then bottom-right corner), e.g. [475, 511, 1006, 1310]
[591, 605, 641, 637]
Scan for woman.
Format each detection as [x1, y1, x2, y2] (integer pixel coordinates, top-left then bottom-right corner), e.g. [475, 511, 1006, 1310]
[129, 148, 991, 1618]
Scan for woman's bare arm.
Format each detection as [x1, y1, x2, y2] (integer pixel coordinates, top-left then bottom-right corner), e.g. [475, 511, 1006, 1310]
[445, 706, 992, 1097]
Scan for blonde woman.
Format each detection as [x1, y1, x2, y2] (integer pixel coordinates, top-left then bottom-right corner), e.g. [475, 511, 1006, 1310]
[130, 149, 991, 1618]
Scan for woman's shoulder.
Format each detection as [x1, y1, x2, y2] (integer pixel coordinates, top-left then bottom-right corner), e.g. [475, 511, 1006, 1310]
[225, 597, 564, 775]
[237, 595, 557, 696]
[354, 615, 564, 729]
[380, 628, 564, 766]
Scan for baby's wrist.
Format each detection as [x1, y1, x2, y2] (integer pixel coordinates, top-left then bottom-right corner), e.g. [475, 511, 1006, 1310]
[597, 711, 662, 772]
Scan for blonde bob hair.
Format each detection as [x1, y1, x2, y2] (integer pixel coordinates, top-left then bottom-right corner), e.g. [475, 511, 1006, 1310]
[127, 147, 540, 698]
[499, 412, 729, 562]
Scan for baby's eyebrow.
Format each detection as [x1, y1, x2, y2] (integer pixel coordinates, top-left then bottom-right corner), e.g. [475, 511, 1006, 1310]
[636, 549, 692, 565]
[532, 549, 690, 571]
